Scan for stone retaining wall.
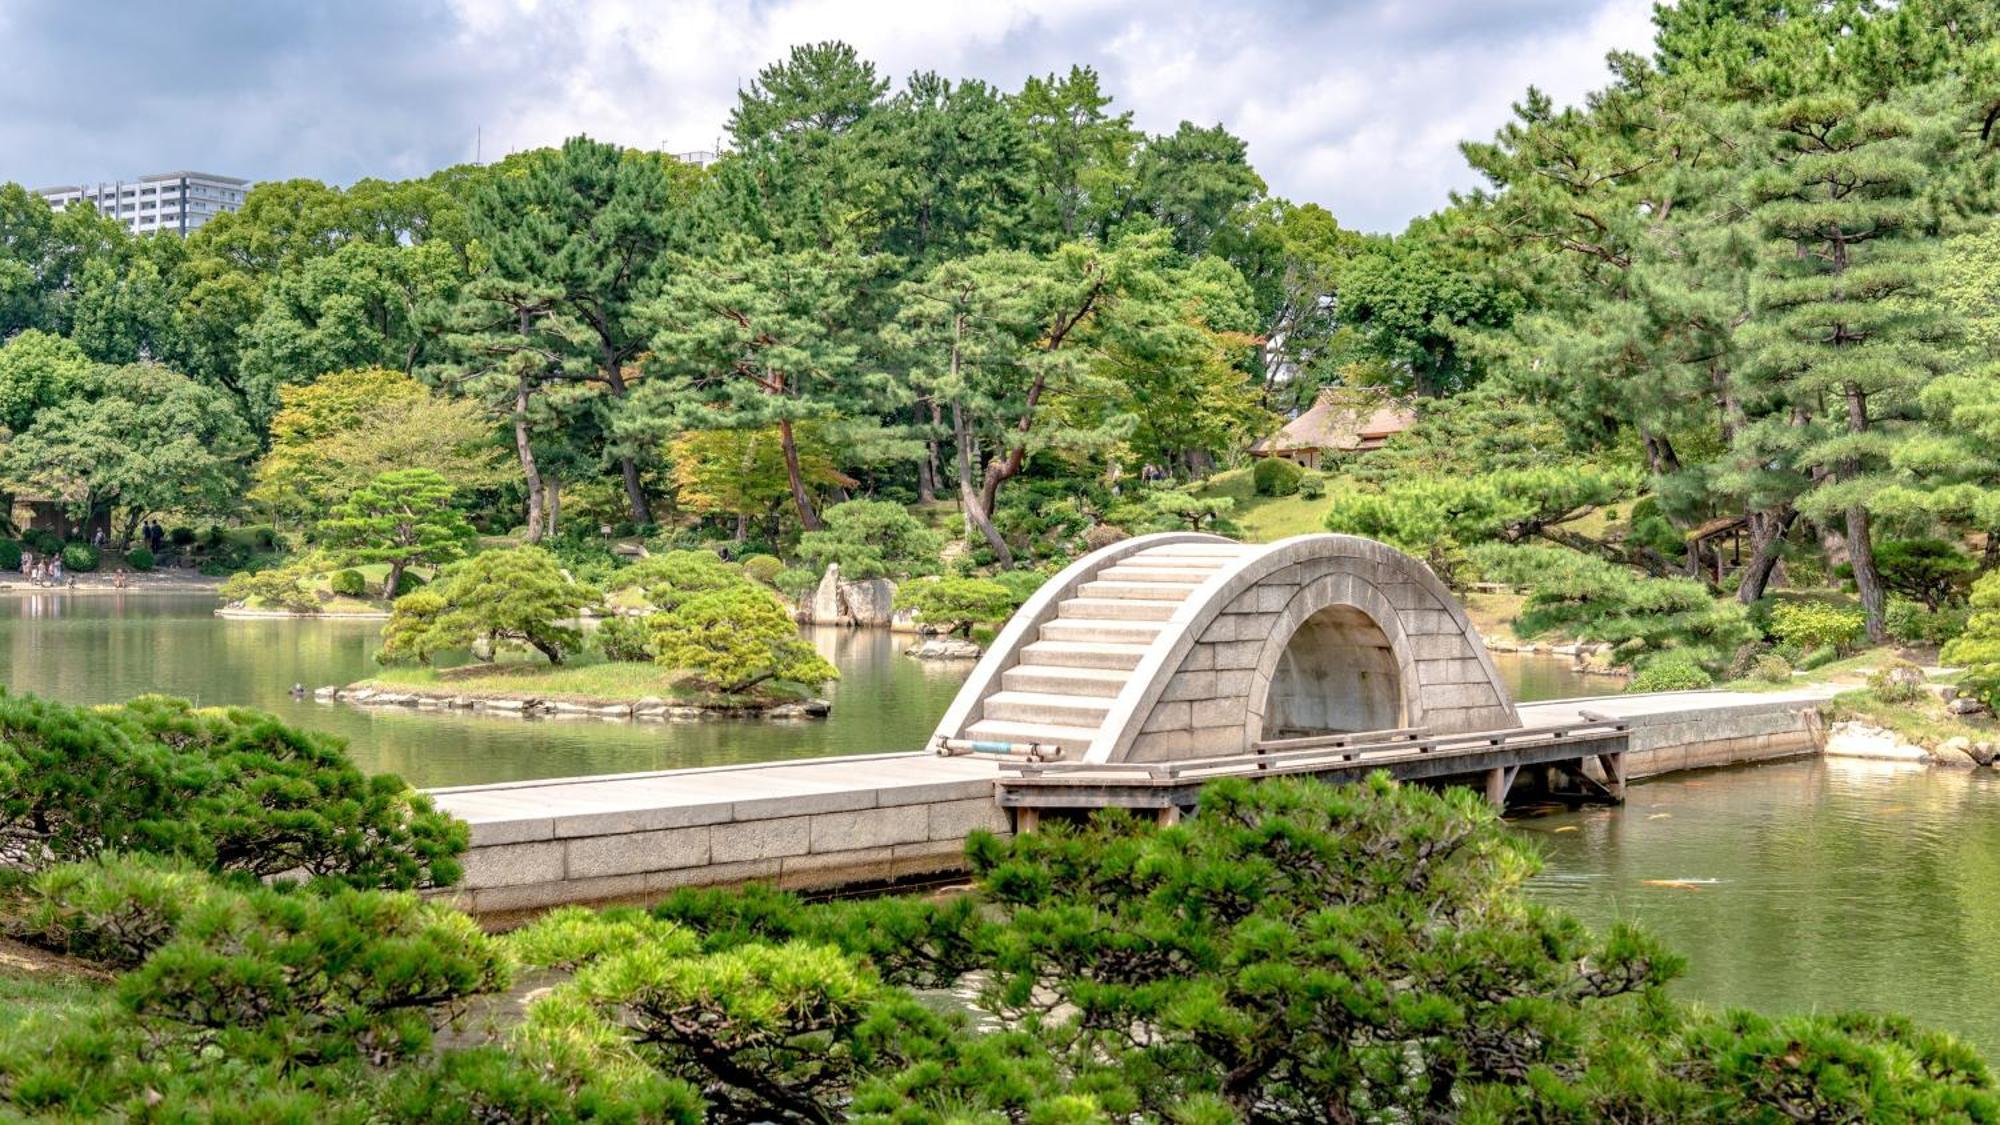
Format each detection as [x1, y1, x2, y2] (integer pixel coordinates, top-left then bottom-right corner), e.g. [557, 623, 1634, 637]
[1610, 697, 1823, 778]
[440, 767, 1009, 919]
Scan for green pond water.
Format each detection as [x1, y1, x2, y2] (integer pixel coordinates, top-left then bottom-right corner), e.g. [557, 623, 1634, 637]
[26, 595, 1995, 1057]
[0, 593, 1617, 788]
[1526, 757, 2000, 1061]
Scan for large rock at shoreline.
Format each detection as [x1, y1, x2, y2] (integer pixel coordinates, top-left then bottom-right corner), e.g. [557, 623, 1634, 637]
[801, 563, 900, 627]
[1823, 721, 1929, 763]
[840, 577, 897, 627]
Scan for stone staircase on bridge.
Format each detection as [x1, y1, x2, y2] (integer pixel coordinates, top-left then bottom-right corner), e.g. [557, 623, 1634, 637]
[961, 541, 1255, 756]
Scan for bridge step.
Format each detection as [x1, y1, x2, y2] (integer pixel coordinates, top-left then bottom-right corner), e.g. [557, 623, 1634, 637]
[1002, 664, 1130, 697]
[983, 690, 1114, 726]
[1037, 618, 1165, 644]
[1095, 565, 1219, 584]
[1076, 579, 1202, 601]
[964, 717, 1102, 754]
[1131, 543, 1255, 559]
[1058, 597, 1182, 622]
[1018, 639, 1151, 670]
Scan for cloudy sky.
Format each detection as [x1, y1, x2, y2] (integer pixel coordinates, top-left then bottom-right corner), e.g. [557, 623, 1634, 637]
[0, 0, 1656, 233]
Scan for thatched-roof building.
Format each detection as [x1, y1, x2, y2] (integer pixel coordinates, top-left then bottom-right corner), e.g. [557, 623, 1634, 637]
[1248, 388, 1416, 469]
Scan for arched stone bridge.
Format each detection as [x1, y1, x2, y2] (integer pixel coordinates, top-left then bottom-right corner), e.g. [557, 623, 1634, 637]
[932, 532, 1522, 764]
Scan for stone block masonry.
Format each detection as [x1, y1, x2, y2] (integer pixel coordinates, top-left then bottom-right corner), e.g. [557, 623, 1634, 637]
[431, 752, 1009, 919]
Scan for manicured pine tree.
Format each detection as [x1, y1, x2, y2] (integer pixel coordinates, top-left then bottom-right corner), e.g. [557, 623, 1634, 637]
[319, 468, 473, 600]
[1739, 88, 1956, 639]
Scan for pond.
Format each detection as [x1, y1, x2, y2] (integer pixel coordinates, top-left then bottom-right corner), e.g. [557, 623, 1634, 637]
[1526, 757, 2000, 1061]
[0, 593, 1617, 788]
[4, 593, 1989, 1056]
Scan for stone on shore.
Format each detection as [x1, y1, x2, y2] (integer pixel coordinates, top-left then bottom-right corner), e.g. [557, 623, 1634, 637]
[908, 636, 983, 660]
[1823, 721, 1929, 763]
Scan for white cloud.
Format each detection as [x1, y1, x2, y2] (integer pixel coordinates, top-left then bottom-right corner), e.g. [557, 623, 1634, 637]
[6, 0, 1658, 232]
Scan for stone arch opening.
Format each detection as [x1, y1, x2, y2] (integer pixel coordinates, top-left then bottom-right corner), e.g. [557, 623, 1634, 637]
[1262, 604, 1407, 737]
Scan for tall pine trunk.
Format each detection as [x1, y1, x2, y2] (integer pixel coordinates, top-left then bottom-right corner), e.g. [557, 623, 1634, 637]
[599, 354, 652, 527]
[954, 401, 1013, 567]
[513, 376, 546, 543]
[778, 417, 821, 532]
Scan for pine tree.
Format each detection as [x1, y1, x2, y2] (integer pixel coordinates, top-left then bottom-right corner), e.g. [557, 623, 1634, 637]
[1739, 89, 1956, 639]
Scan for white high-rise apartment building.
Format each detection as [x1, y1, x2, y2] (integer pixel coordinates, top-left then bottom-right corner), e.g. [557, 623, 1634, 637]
[33, 171, 250, 235]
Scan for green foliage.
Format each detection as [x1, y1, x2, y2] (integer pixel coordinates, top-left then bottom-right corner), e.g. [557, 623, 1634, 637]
[117, 881, 507, 1067]
[21, 528, 59, 555]
[1868, 660, 1930, 705]
[122, 546, 153, 571]
[1326, 465, 1637, 583]
[593, 615, 655, 663]
[1887, 596, 1969, 648]
[1628, 652, 1715, 693]
[1471, 544, 1757, 672]
[612, 549, 743, 610]
[506, 906, 699, 973]
[960, 774, 1677, 1119]
[0, 692, 465, 888]
[895, 575, 1017, 636]
[319, 468, 474, 597]
[649, 585, 837, 694]
[411, 547, 601, 666]
[382, 1044, 703, 1124]
[1297, 472, 1326, 500]
[741, 553, 784, 585]
[8, 853, 214, 968]
[222, 554, 326, 613]
[1251, 456, 1303, 497]
[1768, 600, 1868, 655]
[393, 568, 426, 596]
[377, 590, 449, 666]
[58, 543, 97, 573]
[0, 539, 20, 571]
[794, 500, 945, 581]
[772, 567, 820, 599]
[1753, 653, 1794, 684]
[1943, 571, 2000, 710]
[1871, 538, 1977, 611]
[330, 568, 367, 597]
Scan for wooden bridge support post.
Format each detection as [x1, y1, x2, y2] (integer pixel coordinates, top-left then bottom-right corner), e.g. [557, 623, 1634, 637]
[1014, 807, 1040, 834]
[1484, 765, 1519, 809]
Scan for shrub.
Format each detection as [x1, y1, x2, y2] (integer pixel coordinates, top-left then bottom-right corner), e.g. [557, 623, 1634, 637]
[0, 691, 466, 888]
[377, 591, 449, 666]
[1628, 651, 1714, 692]
[220, 556, 325, 613]
[772, 567, 820, 599]
[119, 882, 508, 1066]
[1252, 456, 1304, 497]
[60, 543, 98, 572]
[896, 576, 1017, 636]
[1867, 660, 1929, 704]
[1943, 570, 2000, 710]
[1799, 644, 1839, 671]
[168, 526, 195, 547]
[9, 853, 214, 968]
[382, 1045, 701, 1124]
[22, 527, 60, 554]
[650, 585, 837, 694]
[393, 568, 426, 596]
[593, 615, 654, 663]
[741, 553, 784, 585]
[610, 549, 741, 609]
[329, 568, 367, 597]
[419, 547, 600, 665]
[1298, 473, 1327, 499]
[795, 500, 945, 580]
[0, 538, 20, 571]
[1752, 653, 1794, 684]
[1887, 596, 1969, 647]
[124, 546, 154, 571]
[1769, 600, 1867, 654]
[1472, 544, 1756, 673]
[1869, 538, 1976, 611]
